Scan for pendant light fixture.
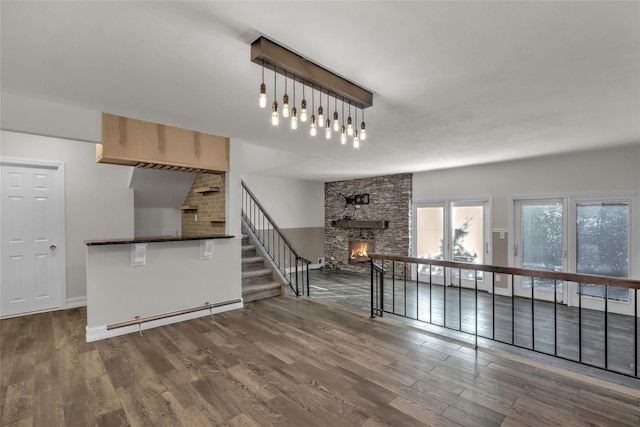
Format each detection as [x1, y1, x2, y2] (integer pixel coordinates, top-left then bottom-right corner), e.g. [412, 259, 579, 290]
[318, 91, 324, 128]
[360, 105, 366, 141]
[340, 100, 347, 145]
[290, 76, 298, 130]
[300, 82, 308, 122]
[333, 96, 340, 132]
[282, 71, 290, 118]
[309, 88, 317, 136]
[353, 108, 359, 148]
[271, 69, 279, 126]
[251, 37, 374, 144]
[259, 60, 267, 108]
[325, 94, 331, 139]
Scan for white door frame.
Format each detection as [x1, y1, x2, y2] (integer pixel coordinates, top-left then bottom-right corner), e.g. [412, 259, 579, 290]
[1, 157, 67, 317]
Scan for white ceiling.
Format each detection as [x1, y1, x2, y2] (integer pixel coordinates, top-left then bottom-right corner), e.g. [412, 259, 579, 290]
[2, 1, 639, 182]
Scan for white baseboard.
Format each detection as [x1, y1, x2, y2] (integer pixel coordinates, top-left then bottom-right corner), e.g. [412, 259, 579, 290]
[66, 296, 87, 308]
[85, 301, 244, 342]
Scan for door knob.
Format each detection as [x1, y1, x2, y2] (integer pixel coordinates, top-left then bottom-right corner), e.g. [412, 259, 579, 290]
[50, 244, 57, 250]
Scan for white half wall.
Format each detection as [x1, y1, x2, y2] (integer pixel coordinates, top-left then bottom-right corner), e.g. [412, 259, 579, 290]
[1, 130, 134, 300]
[413, 144, 640, 229]
[242, 173, 324, 228]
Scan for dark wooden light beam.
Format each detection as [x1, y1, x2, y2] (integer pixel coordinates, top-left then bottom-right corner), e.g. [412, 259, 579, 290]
[251, 36, 373, 108]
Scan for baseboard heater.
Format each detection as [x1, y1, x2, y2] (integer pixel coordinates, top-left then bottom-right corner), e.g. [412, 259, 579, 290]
[106, 298, 242, 332]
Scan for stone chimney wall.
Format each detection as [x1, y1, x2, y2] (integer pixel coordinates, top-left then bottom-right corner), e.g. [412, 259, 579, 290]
[325, 173, 412, 273]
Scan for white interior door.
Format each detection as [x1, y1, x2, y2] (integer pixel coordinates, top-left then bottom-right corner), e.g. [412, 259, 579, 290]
[1, 158, 65, 317]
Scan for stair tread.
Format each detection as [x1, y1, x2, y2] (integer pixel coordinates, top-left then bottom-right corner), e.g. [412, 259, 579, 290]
[242, 256, 264, 264]
[242, 282, 282, 294]
[241, 245, 255, 251]
[242, 268, 272, 278]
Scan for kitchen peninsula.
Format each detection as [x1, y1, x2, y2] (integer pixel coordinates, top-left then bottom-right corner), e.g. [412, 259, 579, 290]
[85, 234, 242, 342]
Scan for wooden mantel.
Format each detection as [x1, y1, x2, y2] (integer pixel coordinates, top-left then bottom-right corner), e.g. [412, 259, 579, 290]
[331, 220, 388, 229]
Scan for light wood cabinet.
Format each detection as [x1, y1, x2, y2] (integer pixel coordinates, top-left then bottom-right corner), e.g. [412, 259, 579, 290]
[98, 113, 230, 173]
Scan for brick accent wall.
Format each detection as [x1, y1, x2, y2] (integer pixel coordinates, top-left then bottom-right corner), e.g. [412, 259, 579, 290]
[181, 172, 226, 236]
[325, 173, 412, 273]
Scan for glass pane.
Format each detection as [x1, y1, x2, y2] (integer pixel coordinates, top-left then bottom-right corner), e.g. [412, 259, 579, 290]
[451, 205, 483, 280]
[520, 203, 563, 292]
[416, 207, 444, 276]
[577, 202, 629, 302]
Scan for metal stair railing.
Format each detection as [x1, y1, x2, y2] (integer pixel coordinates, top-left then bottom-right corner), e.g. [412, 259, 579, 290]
[241, 180, 310, 296]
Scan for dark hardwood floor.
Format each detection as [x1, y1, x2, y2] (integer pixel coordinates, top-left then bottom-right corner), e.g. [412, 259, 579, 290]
[309, 268, 640, 387]
[2, 291, 640, 426]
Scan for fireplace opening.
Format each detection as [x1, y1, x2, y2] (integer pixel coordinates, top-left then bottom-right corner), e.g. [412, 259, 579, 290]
[349, 240, 374, 264]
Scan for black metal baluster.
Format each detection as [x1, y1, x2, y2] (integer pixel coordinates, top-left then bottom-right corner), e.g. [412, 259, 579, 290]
[579, 283, 582, 363]
[404, 262, 407, 317]
[492, 273, 495, 340]
[532, 277, 535, 350]
[416, 262, 419, 321]
[474, 269, 478, 349]
[458, 267, 462, 332]
[429, 263, 433, 324]
[444, 267, 447, 328]
[392, 262, 396, 314]
[370, 259, 375, 318]
[511, 275, 515, 345]
[605, 286, 608, 370]
[554, 280, 558, 357]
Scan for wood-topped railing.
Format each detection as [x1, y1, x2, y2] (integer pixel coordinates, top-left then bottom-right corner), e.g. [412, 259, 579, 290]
[368, 252, 640, 379]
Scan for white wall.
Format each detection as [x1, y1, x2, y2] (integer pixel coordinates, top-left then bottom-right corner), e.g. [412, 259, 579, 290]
[242, 174, 324, 228]
[1, 92, 101, 142]
[413, 144, 640, 229]
[1, 131, 134, 300]
[134, 208, 181, 237]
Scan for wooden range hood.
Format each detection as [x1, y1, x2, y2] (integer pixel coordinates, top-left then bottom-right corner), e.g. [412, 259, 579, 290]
[97, 113, 230, 173]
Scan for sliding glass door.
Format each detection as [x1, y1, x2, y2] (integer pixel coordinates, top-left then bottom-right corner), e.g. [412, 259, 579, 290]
[415, 200, 490, 290]
[514, 199, 565, 302]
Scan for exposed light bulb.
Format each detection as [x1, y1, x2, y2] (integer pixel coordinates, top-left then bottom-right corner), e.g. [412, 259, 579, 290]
[300, 99, 308, 122]
[310, 115, 317, 136]
[300, 84, 308, 122]
[290, 106, 298, 130]
[325, 119, 331, 139]
[360, 122, 367, 140]
[318, 105, 324, 128]
[259, 83, 267, 108]
[271, 101, 279, 126]
[340, 125, 347, 145]
[347, 116, 353, 136]
[333, 111, 340, 131]
[282, 93, 290, 118]
[353, 130, 360, 148]
[259, 61, 267, 108]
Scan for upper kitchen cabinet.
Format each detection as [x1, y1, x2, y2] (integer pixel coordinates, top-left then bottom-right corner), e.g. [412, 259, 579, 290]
[98, 113, 229, 173]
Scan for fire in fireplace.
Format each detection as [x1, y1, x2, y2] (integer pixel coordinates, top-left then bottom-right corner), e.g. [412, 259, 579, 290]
[349, 240, 374, 263]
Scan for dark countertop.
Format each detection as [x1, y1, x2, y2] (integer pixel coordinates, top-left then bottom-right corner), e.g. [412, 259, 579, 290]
[85, 235, 235, 246]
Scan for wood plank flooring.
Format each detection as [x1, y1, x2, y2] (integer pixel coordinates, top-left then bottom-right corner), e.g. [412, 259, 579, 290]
[310, 268, 640, 381]
[2, 296, 640, 426]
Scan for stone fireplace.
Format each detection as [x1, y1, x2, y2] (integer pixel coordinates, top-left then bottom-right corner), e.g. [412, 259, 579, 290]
[348, 239, 374, 264]
[325, 173, 412, 273]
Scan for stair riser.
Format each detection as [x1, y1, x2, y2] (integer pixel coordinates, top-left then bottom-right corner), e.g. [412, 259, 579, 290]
[242, 248, 257, 257]
[242, 274, 274, 286]
[242, 261, 266, 272]
[243, 288, 282, 303]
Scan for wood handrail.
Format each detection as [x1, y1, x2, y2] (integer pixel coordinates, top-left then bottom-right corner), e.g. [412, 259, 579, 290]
[368, 253, 640, 290]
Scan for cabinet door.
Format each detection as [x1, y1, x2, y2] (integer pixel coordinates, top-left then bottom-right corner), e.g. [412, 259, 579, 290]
[197, 133, 229, 172]
[163, 128, 229, 172]
[101, 114, 164, 164]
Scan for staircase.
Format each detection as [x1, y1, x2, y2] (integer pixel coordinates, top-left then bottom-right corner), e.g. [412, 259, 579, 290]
[241, 234, 285, 303]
